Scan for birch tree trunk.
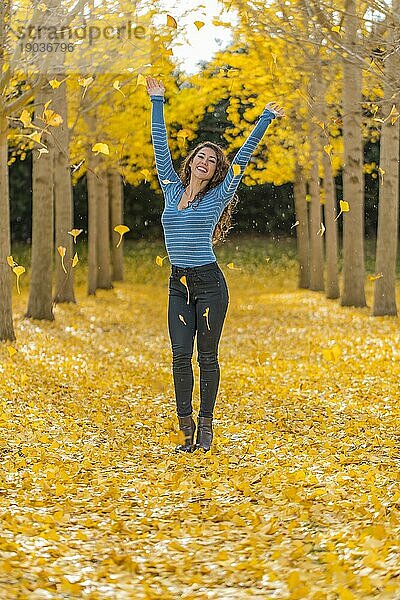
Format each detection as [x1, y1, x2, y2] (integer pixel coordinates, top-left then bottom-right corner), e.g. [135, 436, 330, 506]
[53, 73, 76, 304]
[293, 162, 310, 288]
[372, 2, 400, 316]
[108, 168, 124, 282]
[26, 81, 55, 320]
[341, 0, 366, 307]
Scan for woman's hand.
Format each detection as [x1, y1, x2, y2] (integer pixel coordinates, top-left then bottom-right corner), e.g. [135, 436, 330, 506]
[265, 101, 285, 118]
[146, 76, 165, 97]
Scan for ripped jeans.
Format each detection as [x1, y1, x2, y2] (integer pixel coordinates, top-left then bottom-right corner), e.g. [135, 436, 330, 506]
[167, 261, 229, 418]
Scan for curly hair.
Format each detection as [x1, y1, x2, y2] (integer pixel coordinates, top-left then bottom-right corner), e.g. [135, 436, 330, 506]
[178, 142, 239, 245]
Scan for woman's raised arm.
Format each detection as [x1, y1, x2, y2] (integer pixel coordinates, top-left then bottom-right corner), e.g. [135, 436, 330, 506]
[146, 77, 180, 190]
[216, 101, 285, 205]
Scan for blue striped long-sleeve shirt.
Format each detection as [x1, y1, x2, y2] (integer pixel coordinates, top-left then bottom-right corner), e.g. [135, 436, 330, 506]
[150, 95, 276, 267]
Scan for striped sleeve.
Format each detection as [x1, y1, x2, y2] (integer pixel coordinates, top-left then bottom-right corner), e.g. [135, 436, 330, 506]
[150, 95, 180, 191]
[216, 107, 276, 206]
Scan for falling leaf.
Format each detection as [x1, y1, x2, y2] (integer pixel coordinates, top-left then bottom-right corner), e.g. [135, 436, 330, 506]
[317, 222, 325, 236]
[161, 179, 176, 185]
[167, 14, 177, 28]
[36, 147, 49, 158]
[7, 346, 18, 358]
[305, 194, 311, 202]
[7, 255, 17, 267]
[385, 104, 400, 125]
[232, 164, 241, 176]
[68, 229, 83, 243]
[12, 265, 25, 295]
[179, 314, 187, 325]
[180, 276, 190, 304]
[49, 79, 62, 89]
[322, 344, 341, 362]
[368, 272, 383, 281]
[92, 143, 110, 156]
[155, 255, 168, 266]
[378, 167, 385, 184]
[335, 200, 350, 220]
[312, 116, 325, 130]
[194, 21, 205, 30]
[114, 225, 130, 247]
[141, 168, 151, 182]
[227, 262, 241, 270]
[43, 108, 63, 127]
[72, 253, 79, 268]
[57, 246, 67, 273]
[324, 144, 333, 157]
[136, 73, 147, 87]
[291, 221, 300, 229]
[203, 307, 210, 330]
[113, 80, 125, 96]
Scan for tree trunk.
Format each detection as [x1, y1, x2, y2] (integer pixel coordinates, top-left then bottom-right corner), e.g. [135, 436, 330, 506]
[86, 141, 98, 296]
[0, 110, 15, 341]
[96, 166, 112, 289]
[26, 81, 55, 321]
[293, 162, 310, 288]
[108, 168, 124, 282]
[323, 150, 340, 299]
[372, 2, 400, 316]
[341, 0, 366, 307]
[53, 74, 76, 304]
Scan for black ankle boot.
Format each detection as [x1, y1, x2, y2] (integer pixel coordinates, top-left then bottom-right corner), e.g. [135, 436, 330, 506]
[175, 415, 196, 452]
[194, 416, 213, 452]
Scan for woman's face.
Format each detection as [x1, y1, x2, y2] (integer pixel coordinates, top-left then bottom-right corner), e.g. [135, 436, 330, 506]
[190, 147, 218, 181]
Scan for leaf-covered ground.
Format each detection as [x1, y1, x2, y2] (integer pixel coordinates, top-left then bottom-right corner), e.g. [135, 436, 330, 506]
[1, 238, 400, 599]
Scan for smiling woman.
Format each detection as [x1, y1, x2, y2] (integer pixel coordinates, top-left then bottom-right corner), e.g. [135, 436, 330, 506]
[145, 75, 284, 454]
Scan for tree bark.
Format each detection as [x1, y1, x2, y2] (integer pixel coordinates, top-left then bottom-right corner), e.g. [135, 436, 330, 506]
[53, 73, 76, 304]
[86, 140, 98, 296]
[372, 2, 400, 316]
[26, 81, 55, 320]
[293, 162, 310, 288]
[0, 110, 15, 341]
[96, 166, 112, 289]
[108, 168, 124, 282]
[323, 150, 340, 299]
[341, 0, 366, 307]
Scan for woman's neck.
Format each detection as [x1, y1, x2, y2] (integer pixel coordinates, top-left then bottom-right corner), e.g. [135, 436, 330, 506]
[185, 175, 208, 200]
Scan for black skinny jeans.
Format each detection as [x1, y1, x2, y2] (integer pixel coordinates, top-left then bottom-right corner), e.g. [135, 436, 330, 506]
[168, 261, 229, 419]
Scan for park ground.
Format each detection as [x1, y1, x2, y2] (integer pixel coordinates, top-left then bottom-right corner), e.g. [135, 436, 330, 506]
[0, 236, 400, 599]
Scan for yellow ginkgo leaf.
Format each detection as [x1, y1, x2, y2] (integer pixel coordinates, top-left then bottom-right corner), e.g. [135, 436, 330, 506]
[37, 147, 49, 159]
[167, 14, 177, 28]
[317, 222, 326, 236]
[7, 255, 17, 267]
[331, 25, 343, 37]
[203, 307, 210, 331]
[113, 80, 125, 97]
[7, 346, 18, 358]
[305, 193, 311, 202]
[378, 167, 385, 184]
[78, 76, 93, 87]
[141, 169, 151, 182]
[179, 314, 187, 325]
[291, 221, 300, 229]
[57, 246, 67, 273]
[136, 73, 146, 87]
[161, 179, 176, 185]
[92, 143, 109, 156]
[72, 253, 79, 268]
[155, 255, 168, 266]
[12, 265, 25, 295]
[180, 276, 190, 304]
[335, 200, 350, 221]
[25, 131, 42, 144]
[68, 229, 83, 243]
[322, 344, 341, 362]
[232, 164, 241, 176]
[43, 109, 63, 127]
[324, 144, 333, 157]
[114, 225, 130, 247]
[177, 129, 190, 140]
[49, 79, 62, 89]
[19, 109, 33, 128]
[194, 21, 205, 30]
[368, 272, 383, 281]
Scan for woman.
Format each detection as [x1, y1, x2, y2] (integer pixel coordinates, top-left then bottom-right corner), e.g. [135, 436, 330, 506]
[146, 76, 284, 453]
